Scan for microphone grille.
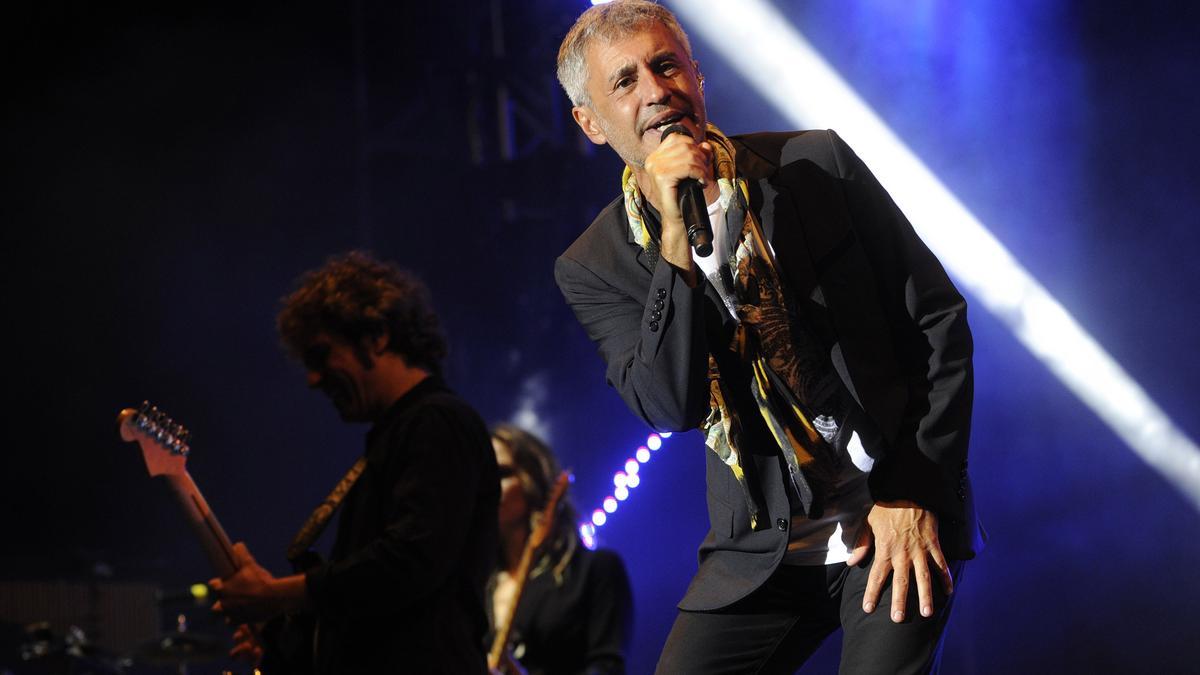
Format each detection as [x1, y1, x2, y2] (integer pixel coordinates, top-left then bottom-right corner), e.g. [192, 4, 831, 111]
[659, 123, 693, 141]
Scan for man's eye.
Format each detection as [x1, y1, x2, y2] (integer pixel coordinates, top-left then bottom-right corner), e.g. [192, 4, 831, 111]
[498, 466, 517, 478]
[616, 77, 633, 89]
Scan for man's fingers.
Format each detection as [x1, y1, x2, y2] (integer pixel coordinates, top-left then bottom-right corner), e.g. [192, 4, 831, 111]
[889, 561, 910, 623]
[930, 544, 954, 596]
[232, 541, 253, 567]
[230, 643, 263, 663]
[913, 555, 935, 618]
[862, 556, 890, 614]
[845, 544, 869, 568]
[846, 523, 873, 567]
[650, 137, 713, 184]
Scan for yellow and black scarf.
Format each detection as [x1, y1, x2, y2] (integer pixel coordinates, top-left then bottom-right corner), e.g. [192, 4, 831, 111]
[621, 124, 844, 527]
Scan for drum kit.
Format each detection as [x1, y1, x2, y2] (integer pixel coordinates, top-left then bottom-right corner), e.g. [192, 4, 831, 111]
[9, 611, 247, 675]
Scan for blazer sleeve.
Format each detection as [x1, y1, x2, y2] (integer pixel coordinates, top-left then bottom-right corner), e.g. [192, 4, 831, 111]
[554, 248, 710, 432]
[825, 130, 974, 518]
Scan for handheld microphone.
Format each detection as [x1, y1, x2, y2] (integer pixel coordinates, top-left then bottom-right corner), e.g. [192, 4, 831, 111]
[659, 123, 714, 257]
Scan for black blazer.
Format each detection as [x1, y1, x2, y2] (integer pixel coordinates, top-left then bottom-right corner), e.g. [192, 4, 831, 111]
[555, 130, 983, 611]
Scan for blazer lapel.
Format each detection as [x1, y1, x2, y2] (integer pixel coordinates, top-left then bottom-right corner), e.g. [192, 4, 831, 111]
[757, 160, 907, 444]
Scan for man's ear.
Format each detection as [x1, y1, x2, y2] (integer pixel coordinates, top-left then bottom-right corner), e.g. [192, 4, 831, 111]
[572, 105, 609, 146]
[369, 331, 390, 356]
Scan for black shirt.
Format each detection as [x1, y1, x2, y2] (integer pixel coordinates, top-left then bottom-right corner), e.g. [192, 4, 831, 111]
[304, 375, 499, 674]
[488, 547, 633, 675]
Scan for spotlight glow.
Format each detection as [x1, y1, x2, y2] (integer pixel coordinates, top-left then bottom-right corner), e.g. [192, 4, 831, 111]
[673, 0, 1200, 511]
[647, 434, 662, 450]
[577, 433, 673, 546]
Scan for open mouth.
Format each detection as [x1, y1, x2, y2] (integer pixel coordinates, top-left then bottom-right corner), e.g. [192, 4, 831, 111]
[643, 111, 689, 135]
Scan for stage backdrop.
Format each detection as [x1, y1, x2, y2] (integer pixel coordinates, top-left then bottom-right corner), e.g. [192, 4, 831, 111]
[4, 1, 1197, 673]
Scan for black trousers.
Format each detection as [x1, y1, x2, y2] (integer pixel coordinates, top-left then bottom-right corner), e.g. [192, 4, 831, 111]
[656, 558, 965, 674]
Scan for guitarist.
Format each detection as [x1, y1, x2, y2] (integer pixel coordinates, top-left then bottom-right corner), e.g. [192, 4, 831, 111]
[209, 251, 499, 674]
[488, 425, 632, 675]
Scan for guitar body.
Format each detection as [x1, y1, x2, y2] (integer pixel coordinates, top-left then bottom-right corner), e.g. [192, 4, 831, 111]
[259, 613, 317, 675]
[258, 550, 323, 675]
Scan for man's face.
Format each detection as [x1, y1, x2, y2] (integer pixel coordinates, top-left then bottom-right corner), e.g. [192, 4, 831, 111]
[571, 21, 706, 168]
[301, 334, 380, 423]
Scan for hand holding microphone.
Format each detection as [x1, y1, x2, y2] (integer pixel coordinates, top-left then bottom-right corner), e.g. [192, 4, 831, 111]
[658, 123, 714, 258]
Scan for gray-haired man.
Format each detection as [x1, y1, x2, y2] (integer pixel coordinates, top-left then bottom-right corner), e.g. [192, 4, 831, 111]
[554, 2, 983, 672]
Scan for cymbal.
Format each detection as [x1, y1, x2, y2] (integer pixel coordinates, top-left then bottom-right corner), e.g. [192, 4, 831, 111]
[135, 631, 223, 665]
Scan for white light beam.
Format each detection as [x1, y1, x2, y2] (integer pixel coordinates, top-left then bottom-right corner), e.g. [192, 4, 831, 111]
[672, 0, 1200, 510]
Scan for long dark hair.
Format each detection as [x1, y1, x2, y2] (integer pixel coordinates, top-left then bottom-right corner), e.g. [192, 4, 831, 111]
[491, 424, 580, 582]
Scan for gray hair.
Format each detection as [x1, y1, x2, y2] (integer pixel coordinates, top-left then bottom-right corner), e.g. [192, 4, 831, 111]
[556, 0, 695, 107]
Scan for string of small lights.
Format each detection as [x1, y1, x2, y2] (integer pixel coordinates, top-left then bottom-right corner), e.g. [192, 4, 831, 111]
[577, 431, 672, 550]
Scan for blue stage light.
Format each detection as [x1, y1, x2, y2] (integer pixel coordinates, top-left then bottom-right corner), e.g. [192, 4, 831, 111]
[673, 0, 1200, 511]
[577, 433, 674, 549]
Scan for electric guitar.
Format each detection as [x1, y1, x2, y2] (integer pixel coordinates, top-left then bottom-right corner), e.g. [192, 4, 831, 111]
[118, 402, 239, 579]
[488, 471, 572, 672]
[119, 402, 304, 673]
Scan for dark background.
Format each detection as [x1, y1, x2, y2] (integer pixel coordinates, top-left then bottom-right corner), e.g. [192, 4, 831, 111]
[3, 1, 1198, 673]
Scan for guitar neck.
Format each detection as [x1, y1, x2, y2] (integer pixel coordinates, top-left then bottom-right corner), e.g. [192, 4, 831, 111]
[489, 537, 539, 668]
[488, 472, 570, 670]
[164, 471, 239, 579]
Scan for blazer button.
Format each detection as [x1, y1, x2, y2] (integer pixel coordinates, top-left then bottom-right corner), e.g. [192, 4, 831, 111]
[650, 309, 662, 321]
[654, 298, 664, 310]
[657, 288, 667, 299]
[649, 320, 660, 332]
[776, 518, 787, 531]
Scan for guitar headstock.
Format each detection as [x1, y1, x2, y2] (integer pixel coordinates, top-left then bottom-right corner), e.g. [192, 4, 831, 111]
[118, 402, 192, 478]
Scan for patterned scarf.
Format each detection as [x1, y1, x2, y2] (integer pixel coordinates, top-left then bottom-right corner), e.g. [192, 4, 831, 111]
[621, 124, 845, 527]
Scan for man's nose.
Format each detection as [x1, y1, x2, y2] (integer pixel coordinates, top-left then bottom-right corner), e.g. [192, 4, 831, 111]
[640, 70, 671, 105]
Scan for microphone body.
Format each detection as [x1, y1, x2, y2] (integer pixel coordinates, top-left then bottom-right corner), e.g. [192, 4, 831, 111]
[659, 124, 714, 257]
